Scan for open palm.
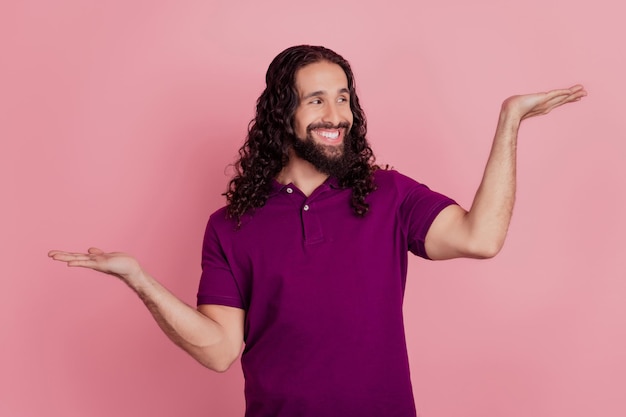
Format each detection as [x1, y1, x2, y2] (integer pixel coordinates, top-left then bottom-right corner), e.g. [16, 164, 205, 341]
[503, 84, 586, 121]
[48, 247, 143, 281]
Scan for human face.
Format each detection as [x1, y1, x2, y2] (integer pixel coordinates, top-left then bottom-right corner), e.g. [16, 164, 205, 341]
[292, 61, 353, 159]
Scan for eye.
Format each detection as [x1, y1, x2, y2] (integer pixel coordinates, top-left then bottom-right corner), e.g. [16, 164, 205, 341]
[309, 99, 322, 105]
[337, 96, 349, 103]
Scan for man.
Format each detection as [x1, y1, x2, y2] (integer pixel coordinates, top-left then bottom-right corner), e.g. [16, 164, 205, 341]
[49, 45, 586, 416]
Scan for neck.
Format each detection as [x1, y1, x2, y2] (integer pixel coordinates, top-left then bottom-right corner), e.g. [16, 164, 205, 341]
[276, 150, 328, 197]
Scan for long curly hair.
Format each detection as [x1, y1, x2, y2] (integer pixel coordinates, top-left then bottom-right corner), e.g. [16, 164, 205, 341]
[224, 45, 377, 224]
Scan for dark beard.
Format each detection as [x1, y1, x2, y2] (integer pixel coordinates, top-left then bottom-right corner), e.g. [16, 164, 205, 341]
[291, 123, 356, 179]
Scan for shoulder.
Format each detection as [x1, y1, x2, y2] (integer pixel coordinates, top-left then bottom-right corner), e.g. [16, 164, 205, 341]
[204, 205, 238, 235]
[372, 168, 429, 195]
[371, 168, 455, 210]
[208, 205, 231, 224]
[205, 200, 274, 238]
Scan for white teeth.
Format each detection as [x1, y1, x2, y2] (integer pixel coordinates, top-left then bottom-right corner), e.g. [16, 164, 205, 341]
[317, 130, 339, 139]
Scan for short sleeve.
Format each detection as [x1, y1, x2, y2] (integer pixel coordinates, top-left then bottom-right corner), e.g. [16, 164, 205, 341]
[395, 174, 456, 259]
[197, 215, 245, 309]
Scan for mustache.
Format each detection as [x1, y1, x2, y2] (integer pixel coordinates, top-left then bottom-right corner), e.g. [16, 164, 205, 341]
[306, 121, 351, 131]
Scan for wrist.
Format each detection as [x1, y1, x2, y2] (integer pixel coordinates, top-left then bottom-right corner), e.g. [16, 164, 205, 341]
[122, 267, 148, 291]
[499, 104, 522, 123]
[497, 107, 522, 133]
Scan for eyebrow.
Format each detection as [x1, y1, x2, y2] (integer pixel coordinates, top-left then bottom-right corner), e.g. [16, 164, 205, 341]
[302, 87, 350, 100]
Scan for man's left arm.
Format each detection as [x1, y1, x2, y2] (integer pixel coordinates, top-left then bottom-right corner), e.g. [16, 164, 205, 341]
[425, 85, 587, 260]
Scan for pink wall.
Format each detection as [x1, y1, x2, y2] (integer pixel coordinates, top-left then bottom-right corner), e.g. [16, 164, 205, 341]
[2, 1, 624, 416]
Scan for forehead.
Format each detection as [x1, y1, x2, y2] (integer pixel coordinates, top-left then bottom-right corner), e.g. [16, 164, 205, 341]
[294, 61, 349, 96]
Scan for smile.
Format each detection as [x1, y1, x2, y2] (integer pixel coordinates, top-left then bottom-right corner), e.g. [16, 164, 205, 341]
[314, 129, 341, 141]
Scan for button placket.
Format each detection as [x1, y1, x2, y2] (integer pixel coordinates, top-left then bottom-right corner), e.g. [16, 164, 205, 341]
[301, 200, 323, 243]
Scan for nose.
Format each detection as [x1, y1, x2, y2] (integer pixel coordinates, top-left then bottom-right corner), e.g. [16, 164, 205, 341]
[321, 102, 342, 126]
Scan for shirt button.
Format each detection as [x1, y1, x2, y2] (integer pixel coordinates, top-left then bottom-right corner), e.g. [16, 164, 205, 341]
[303, 204, 310, 211]
[286, 187, 293, 194]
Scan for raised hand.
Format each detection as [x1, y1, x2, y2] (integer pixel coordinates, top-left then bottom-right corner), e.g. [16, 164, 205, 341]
[48, 247, 143, 284]
[48, 246, 244, 371]
[502, 84, 587, 121]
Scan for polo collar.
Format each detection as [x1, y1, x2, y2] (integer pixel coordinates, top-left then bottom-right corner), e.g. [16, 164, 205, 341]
[269, 176, 341, 197]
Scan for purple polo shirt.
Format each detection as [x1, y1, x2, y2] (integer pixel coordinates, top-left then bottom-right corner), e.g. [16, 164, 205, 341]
[198, 169, 456, 417]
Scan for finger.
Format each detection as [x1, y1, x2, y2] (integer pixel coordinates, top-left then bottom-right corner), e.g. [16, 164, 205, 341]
[49, 250, 90, 256]
[88, 247, 104, 255]
[541, 88, 586, 108]
[564, 87, 587, 102]
[49, 252, 93, 262]
[545, 89, 587, 110]
[526, 93, 584, 119]
[562, 91, 587, 104]
[544, 85, 587, 102]
[544, 94, 575, 109]
[571, 89, 588, 100]
[67, 260, 100, 268]
[567, 84, 585, 93]
[48, 250, 73, 258]
[543, 89, 576, 102]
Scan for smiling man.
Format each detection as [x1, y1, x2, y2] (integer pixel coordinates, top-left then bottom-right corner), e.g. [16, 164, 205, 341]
[49, 45, 586, 416]
[290, 61, 353, 173]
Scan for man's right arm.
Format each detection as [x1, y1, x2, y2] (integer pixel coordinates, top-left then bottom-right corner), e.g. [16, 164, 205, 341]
[48, 247, 244, 372]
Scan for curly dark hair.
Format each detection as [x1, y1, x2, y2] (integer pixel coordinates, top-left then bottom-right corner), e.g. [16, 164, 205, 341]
[224, 45, 377, 224]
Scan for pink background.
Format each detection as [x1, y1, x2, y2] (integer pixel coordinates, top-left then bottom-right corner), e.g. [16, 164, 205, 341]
[2, 1, 625, 416]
